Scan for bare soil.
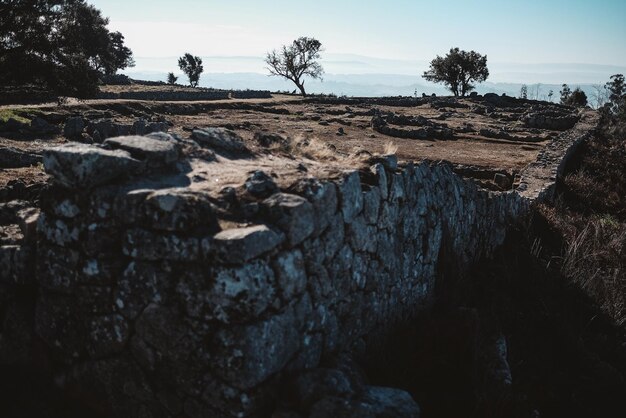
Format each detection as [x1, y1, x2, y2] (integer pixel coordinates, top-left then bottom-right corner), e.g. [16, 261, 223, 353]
[0, 90, 568, 198]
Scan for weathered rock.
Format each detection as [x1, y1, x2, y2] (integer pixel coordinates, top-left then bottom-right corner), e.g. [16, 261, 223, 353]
[43, 143, 142, 188]
[289, 178, 338, 234]
[245, 170, 278, 198]
[273, 249, 307, 299]
[87, 314, 130, 358]
[212, 302, 302, 389]
[2, 118, 28, 132]
[493, 173, 512, 190]
[63, 116, 85, 138]
[132, 118, 147, 136]
[213, 224, 285, 263]
[338, 171, 363, 223]
[0, 146, 41, 168]
[123, 228, 200, 261]
[143, 189, 219, 232]
[88, 119, 116, 140]
[192, 127, 248, 153]
[254, 132, 286, 147]
[104, 135, 180, 168]
[30, 116, 60, 134]
[177, 260, 276, 324]
[263, 193, 315, 246]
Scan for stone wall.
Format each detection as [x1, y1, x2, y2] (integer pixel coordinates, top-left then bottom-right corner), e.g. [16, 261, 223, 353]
[96, 90, 273, 102]
[97, 90, 231, 101]
[231, 90, 273, 99]
[0, 109, 599, 417]
[34, 157, 530, 416]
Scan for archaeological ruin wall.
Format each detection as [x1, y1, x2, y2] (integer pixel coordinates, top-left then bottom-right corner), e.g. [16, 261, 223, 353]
[0, 109, 599, 416]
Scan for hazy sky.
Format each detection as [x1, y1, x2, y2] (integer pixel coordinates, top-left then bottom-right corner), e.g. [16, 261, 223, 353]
[90, 0, 626, 67]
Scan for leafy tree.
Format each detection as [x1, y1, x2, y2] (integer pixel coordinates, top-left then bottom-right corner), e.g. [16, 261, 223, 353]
[178, 53, 203, 87]
[563, 87, 588, 107]
[605, 74, 625, 115]
[0, 0, 134, 98]
[265, 37, 324, 96]
[548, 90, 554, 102]
[422, 48, 489, 97]
[520, 84, 528, 99]
[167, 72, 178, 85]
[560, 84, 572, 104]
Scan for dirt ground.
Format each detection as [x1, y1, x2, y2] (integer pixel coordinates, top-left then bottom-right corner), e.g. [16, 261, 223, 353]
[1, 90, 569, 195]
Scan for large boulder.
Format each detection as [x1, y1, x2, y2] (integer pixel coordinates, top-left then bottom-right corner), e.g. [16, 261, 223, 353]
[43, 143, 142, 188]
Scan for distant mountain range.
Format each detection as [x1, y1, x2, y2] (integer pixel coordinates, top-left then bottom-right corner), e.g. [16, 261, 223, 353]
[123, 54, 626, 103]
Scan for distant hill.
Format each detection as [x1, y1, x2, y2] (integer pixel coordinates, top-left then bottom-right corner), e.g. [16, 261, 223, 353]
[123, 54, 626, 102]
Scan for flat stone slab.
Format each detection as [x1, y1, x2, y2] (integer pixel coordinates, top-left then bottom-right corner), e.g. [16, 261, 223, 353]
[104, 135, 180, 167]
[213, 224, 285, 263]
[43, 143, 142, 188]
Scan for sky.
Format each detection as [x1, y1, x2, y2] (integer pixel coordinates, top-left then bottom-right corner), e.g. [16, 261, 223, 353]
[90, 0, 625, 64]
[88, 0, 626, 92]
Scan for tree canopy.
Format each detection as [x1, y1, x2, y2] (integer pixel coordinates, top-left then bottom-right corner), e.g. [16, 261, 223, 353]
[561, 85, 587, 107]
[423, 48, 489, 97]
[178, 53, 204, 88]
[0, 0, 134, 98]
[265, 37, 324, 96]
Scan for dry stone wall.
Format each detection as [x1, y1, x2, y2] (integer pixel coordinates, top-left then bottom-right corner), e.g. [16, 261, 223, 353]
[35, 157, 528, 416]
[0, 109, 598, 417]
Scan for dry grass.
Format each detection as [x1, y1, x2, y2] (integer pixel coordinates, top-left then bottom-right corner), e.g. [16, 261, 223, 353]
[538, 123, 626, 326]
[560, 217, 626, 325]
[269, 134, 394, 164]
[384, 140, 399, 155]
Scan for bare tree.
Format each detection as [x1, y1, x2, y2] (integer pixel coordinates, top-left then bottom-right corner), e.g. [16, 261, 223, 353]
[265, 37, 324, 96]
[533, 83, 542, 100]
[520, 84, 528, 99]
[591, 84, 609, 109]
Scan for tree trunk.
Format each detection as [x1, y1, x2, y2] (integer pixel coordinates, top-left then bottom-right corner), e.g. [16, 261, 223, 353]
[296, 81, 306, 97]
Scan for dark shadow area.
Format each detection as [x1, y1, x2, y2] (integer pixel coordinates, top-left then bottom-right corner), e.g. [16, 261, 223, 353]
[360, 224, 626, 418]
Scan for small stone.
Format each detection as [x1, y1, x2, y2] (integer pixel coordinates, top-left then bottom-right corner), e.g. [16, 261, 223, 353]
[245, 170, 278, 198]
[494, 173, 512, 190]
[132, 118, 147, 135]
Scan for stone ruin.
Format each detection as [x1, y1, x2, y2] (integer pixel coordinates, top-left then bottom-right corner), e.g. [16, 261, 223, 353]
[0, 109, 599, 417]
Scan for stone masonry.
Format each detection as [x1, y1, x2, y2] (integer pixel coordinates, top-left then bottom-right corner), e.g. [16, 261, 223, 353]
[0, 109, 598, 417]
